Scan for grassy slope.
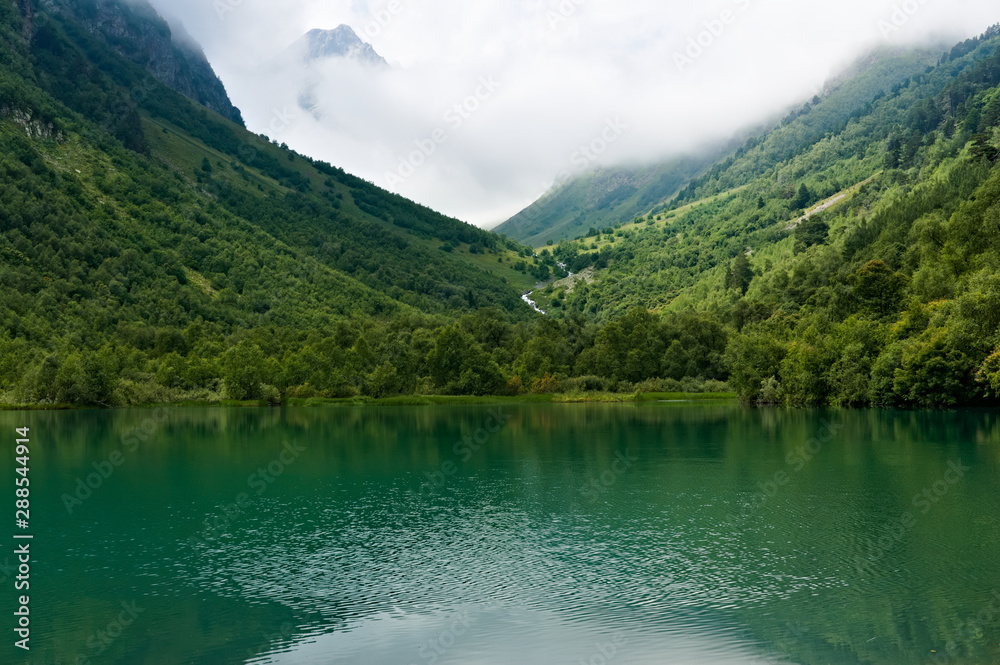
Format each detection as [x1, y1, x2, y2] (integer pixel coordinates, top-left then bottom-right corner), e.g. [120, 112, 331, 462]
[539, 46, 959, 321]
[141, 114, 542, 297]
[0, 0, 545, 321]
[499, 46, 941, 249]
[520, 28, 1000, 411]
[495, 156, 711, 246]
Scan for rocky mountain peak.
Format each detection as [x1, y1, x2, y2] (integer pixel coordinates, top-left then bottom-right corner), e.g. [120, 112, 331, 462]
[34, 0, 245, 126]
[294, 25, 388, 67]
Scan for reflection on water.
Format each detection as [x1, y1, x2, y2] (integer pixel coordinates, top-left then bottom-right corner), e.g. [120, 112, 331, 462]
[1, 405, 998, 664]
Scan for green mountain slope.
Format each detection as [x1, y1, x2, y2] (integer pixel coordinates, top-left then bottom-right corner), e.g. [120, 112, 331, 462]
[494, 155, 711, 246]
[0, 0, 552, 404]
[4, 0, 1000, 411]
[39, 0, 245, 125]
[498, 45, 943, 248]
[17, 3, 537, 311]
[533, 26, 1000, 407]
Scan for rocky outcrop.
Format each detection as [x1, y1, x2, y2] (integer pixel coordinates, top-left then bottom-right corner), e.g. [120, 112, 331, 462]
[14, 0, 33, 42]
[278, 25, 387, 120]
[0, 106, 64, 140]
[292, 25, 388, 67]
[36, 0, 244, 126]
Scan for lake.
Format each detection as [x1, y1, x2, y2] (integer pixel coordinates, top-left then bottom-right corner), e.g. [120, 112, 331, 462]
[1, 403, 998, 664]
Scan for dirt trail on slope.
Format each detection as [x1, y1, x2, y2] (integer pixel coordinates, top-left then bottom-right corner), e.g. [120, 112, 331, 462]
[785, 174, 879, 230]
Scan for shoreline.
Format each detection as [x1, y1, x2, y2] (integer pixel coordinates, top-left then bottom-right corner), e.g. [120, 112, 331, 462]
[0, 392, 738, 412]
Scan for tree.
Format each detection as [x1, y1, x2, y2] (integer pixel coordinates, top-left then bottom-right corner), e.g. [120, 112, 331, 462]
[792, 183, 812, 210]
[976, 345, 1000, 396]
[365, 363, 404, 398]
[828, 318, 884, 406]
[661, 340, 693, 380]
[577, 309, 664, 384]
[830, 342, 875, 406]
[726, 254, 755, 295]
[894, 332, 977, 407]
[660, 312, 728, 380]
[794, 215, 829, 254]
[426, 325, 470, 389]
[724, 324, 788, 403]
[31, 353, 63, 403]
[868, 345, 904, 407]
[424, 325, 504, 395]
[223, 341, 265, 400]
[455, 356, 505, 396]
[850, 261, 909, 317]
[970, 133, 999, 163]
[780, 340, 833, 405]
[515, 335, 565, 382]
[885, 135, 902, 169]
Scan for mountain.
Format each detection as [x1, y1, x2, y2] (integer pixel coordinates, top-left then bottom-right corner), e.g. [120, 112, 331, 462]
[37, 0, 245, 125]
[0, 0, 561, 406]
[499, 45, 948, 247]
[530, 25, 1000, 407]
[4, 0, 1000, 411]
[494, 156, 713, 247]
[275, 25, 388, 119]
[287, 25, 387, 67]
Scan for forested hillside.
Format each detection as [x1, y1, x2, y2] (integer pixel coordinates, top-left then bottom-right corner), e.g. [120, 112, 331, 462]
[496, 46, 941, 247]
[38, 0, 246, 125]
[0, 0, 553, 405]
[3, 0, 1000, 409]
[536, 26, 1000, 407]
[494, 155, 711, 247]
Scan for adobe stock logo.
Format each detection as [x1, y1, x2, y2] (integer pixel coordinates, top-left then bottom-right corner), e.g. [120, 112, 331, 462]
[214, 0, 243, 21]
[546, 0, 588, 31]
[385, 76, 502, 188]
[578, 633, 627, 665]
[520, 116, 629, 223]
[673, 0, 753, 73]
[876, 0, 930, 38]
[359, 0, 409, 41]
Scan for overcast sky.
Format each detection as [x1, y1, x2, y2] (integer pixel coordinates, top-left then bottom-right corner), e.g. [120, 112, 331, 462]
[149, 0, 998, 227]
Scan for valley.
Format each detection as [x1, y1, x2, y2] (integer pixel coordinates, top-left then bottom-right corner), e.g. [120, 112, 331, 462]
[3, 4, 1000, 665]
[1, 1, 1000, 410]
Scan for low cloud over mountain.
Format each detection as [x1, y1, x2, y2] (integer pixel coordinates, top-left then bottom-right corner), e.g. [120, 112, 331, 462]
[151, 0, 998, 226]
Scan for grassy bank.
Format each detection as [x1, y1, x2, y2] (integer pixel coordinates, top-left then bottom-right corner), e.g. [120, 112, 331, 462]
[251, 391, 736, 407]
[0, 392, 738, 411]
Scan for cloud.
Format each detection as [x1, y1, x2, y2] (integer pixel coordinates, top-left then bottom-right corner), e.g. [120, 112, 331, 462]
[147, 0, 999, 227]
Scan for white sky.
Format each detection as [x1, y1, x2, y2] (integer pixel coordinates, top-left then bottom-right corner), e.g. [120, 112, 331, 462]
[149, 0, 999, 227]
